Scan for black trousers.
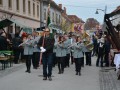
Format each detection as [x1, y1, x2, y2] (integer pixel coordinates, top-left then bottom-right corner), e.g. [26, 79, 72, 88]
[71, 52, 74, 64]
[92, 45, 97, 56]
[85, 52, 91, 65]
[57, 57, 65, 72]
[81, 52, 84, 67]
[32, 52, 40, 68]
[65, 54, 70, 67]
[104, 52, 109, 67]
[13, 49, 21, 64]
[25, 55, 32, 71]
[52, 53, 57, 67]
[74, 58, 82, 72]
[96, 48, 104, 67]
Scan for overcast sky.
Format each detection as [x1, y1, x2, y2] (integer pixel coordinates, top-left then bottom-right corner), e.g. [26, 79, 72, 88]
[54, 0, 120, 24]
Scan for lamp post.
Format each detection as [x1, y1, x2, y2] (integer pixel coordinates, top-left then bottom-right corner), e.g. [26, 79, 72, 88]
[95, 6, 107, 14]
[95, 6, 107, 31]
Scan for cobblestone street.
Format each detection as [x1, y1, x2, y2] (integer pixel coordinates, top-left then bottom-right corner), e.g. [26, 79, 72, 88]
[99, 67, 120, 90]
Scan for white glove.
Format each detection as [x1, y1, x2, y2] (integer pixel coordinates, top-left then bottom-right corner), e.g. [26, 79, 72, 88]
[40, 47, 46, 52]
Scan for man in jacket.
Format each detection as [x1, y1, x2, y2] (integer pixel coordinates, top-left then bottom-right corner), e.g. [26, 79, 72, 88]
[38, 28, 55, 81]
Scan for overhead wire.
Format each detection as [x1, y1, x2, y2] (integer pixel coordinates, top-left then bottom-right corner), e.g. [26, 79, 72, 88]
[62, 4, 117, 9]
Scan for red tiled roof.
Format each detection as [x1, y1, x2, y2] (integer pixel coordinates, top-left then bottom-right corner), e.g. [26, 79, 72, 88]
[62, 13, 72, 22]
[68, 15, 84, 23]
[112, 6, 120, 13]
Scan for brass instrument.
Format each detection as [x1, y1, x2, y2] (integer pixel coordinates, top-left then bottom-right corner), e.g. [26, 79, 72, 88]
[85, 42, 94, 51]
[82, 32, 94, 51]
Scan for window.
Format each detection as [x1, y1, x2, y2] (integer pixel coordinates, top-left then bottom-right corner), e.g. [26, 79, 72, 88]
[37, 5, 39, 18]
[44, 9, 46, 20]
[59, 15, 61, 24]
[0, 0, 3, 5]
[16, 0, 19, 11]
[56, 14, 58, 24]
[33, 3, 35, 16]
[23, 0, 26, 13]
[52, 12, 54, 22]
[28, 1, 31, 14]
[8, 0, 12, 9]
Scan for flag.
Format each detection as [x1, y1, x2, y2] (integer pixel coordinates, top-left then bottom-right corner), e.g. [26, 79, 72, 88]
[47, 14, 51, 26]
[47, 4, 51, 27]
[78, 25, 82, 31]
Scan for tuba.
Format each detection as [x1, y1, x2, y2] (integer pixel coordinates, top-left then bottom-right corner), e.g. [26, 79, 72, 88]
[82, 32, 94, 51]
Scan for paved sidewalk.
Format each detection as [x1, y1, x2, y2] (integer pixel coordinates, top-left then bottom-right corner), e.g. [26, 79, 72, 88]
[99, 66, 120, 90]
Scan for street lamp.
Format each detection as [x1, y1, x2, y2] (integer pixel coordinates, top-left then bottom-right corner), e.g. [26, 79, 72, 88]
[95, 9, 105, 14]
[95, 6, 107, 14]
[95, 6, 107, 31]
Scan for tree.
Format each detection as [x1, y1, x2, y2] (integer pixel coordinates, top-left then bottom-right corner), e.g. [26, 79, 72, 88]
[84, 18, 100, 30]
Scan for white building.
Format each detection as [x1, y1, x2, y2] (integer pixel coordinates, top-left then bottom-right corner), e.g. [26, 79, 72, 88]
[41, 0, 62, 33]
[0, 0, 41, 34]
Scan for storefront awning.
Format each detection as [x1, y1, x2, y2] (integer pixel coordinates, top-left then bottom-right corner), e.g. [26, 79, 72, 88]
[0, 19, 13, 29]
[0, 19, 31, 29]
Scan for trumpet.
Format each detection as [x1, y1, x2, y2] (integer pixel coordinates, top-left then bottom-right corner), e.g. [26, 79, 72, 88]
[68, 42, 80, 49]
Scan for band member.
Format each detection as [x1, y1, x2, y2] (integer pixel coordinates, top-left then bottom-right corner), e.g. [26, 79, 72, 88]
[32, 31, 41, 69]
[52, 33, 58, 67]
[70, 35, 76, 64]
[55, 35, 67, 74]
[72, 36, 84, 76]
[83, 37, 92, 66]
[64, 34, 72, 67]
[19, 34, 34, 73]
[96, 34, 105, 67]
[38, 28, 55, 81]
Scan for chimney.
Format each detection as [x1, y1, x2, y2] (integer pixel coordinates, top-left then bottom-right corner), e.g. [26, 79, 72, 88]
[59, 4, 62, 9]
[64, 7, 66, 14]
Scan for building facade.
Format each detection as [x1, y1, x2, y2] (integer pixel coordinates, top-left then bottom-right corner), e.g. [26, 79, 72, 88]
[61, 6, 72, 33]
[111, 6, 120, 26]
[41, 0, 62, 33]
[0, 0, 40, 34]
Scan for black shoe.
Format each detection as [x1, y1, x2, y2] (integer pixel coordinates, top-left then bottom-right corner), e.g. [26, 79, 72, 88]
[48, 77, 52, 81]
[33, 67, 37, 69]
[25, 70, 28, 72]
[61, 70, 64, 74]
[58, 71, 61, 74]
[28, 70, 31, 73]
[118, 75, 120, 80]
[78, 72, 81, 76]
[76, 72, 78, 75]
[43, 77, 47, 80]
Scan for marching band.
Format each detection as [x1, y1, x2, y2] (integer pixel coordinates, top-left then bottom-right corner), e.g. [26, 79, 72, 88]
[1, 28, 111, 81]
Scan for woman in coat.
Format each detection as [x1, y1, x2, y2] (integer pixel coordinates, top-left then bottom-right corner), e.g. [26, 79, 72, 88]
[19, 34, 34, 73]
[72, 36, 84, 76]
[55, 35, 67, 74]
